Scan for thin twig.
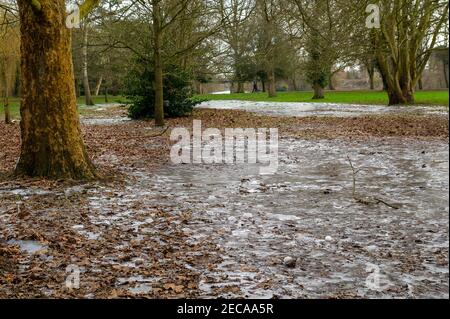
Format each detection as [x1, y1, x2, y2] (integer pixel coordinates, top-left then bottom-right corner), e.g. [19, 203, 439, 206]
[346, 155, 400, 209]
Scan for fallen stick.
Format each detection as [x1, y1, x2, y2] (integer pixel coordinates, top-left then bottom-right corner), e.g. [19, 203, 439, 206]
[346, 155, 400, 209]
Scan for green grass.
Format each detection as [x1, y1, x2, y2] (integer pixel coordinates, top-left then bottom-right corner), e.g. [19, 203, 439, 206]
[0, 95, 128, 120]
[196, 90, 449, 106]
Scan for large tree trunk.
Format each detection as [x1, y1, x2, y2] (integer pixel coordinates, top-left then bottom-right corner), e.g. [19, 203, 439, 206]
[15, 0, 96, 179]
[94, 76, 103, 96]
[82, 25, 94, 105]
[153, 2, 164, 127]
[376, 49, 415, 105]
[312, 84, 324, 99]
[385, 88, 414, 106]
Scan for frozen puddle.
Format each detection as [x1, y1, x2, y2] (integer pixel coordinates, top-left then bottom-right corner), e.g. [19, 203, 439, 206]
[80, 117, 131, 125]
[7, 239, 47, 254]
[197, 100, 448, 117]
[143, 137, 448, 298]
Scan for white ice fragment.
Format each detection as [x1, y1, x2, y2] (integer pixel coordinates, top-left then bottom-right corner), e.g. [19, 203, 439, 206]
[228, 216, 237, 223]
[365, 245, 378, 252]
[232, 230, 250, 238]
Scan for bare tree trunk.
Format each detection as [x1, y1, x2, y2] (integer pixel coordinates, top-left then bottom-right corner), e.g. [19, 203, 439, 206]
[443, 61, 449, 89]
[312, 84, 324, 99]
[2, 67, 11, 124]
[376, 50, 414, 105]
[14, 63, 20, 97]
[267, 68, 276, 97]
[261, 80, 266, 92]
[418, 77, 423, 90]
[82, 25, 94, 105]
[328, 73, 335, 90]
[3, 91, 11, 124]
[104, 85, 108, 103]
[74, 78, 80, 97]
[4, 102, 11, 124]
[94, 76, 103, 96]
[380, 70, 387, 91]
[230, 82, 235, 93]
[15, 0, 96, 179]
[292, 74, 298, 91]
[236, 81, 244, 93]
[367, 65, 375, 90]
[153, 1, 164, 126]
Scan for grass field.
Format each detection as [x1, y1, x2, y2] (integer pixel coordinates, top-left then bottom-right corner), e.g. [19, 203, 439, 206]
[0, 95, 127, 120]
[197, 90, 449, 106]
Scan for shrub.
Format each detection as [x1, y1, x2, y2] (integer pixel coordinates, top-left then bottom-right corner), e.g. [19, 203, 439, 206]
[125, 61, 202, 119]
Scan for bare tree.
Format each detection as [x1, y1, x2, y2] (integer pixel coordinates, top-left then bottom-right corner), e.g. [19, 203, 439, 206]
[374, 0, 448, 105]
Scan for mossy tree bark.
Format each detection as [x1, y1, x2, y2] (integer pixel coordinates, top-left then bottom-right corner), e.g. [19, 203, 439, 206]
[15, 0, 96, 179]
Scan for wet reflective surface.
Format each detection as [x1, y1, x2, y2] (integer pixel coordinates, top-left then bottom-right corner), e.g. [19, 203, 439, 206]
[49, 136, 444, 297]
[142, 138, 448, 298]
[197, 100, 448, 118]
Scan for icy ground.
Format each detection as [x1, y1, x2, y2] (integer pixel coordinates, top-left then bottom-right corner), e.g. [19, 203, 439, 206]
[139, 137, 449, 298]
[1, 103, 448, 298]
[197, 100, 448, 118]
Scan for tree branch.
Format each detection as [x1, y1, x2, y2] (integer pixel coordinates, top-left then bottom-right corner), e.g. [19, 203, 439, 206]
[79, 0, 102, 19]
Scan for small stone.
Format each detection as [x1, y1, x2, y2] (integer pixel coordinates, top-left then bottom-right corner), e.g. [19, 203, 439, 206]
[325, 236, 333, 241]
[242, 213, 253, 219]
[134, 258, 145, 266]
[283, 256, 296, 268]
[228, 216, 237, 223]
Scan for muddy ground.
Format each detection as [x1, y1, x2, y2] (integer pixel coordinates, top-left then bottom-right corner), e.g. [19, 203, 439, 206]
[0, 105, 448, 298]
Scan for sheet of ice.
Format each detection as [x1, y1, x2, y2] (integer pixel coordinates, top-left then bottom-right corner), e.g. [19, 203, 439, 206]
[196, 100, 448, 117]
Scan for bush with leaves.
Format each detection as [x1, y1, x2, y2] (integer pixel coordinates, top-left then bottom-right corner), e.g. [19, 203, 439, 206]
[125, 60, 203, 119]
